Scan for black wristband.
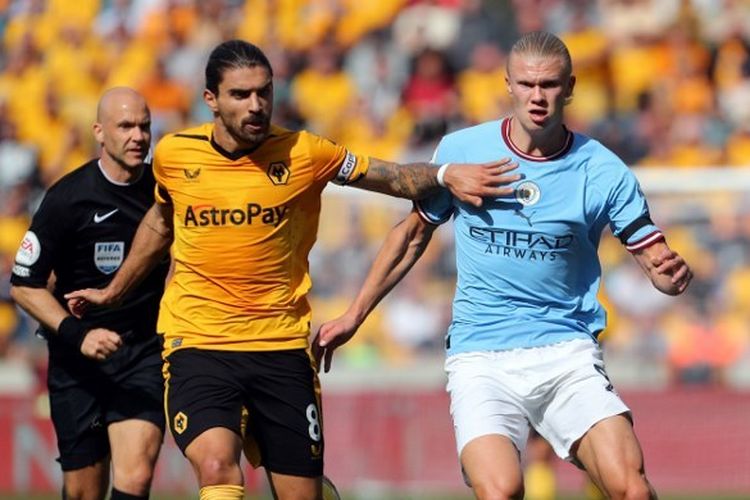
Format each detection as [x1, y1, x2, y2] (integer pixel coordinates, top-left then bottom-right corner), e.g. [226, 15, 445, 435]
[57, 316, 87, 350]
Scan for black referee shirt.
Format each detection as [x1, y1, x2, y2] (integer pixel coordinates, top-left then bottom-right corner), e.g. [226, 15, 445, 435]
[10, 159, 169, 345]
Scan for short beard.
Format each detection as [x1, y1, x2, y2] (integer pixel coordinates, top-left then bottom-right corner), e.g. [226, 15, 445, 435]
[228, 119, 269, 149]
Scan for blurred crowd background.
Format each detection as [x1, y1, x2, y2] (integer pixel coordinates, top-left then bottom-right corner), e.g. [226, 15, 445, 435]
[1, 0, 750, 393]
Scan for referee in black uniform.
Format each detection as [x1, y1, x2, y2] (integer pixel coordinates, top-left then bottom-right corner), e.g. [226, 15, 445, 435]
[10, 88, 168, 500]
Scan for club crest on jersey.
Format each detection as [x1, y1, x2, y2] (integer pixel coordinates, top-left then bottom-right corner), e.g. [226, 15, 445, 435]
[515, 181, 541, 206]
[267, 161, 290, 185]
[94, 241, 124, 274]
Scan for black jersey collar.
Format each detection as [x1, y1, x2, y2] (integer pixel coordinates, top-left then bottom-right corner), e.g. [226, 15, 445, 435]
[209, 132, 276, 161]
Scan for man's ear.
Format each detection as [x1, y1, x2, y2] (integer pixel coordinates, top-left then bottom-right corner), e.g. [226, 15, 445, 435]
[564, 75, 576, 105]
[203, 89, 219, 113]
[93, 122, 103, 144]
[566, 75, 576, 99]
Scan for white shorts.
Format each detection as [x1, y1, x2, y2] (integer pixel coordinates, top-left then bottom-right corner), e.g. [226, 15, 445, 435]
[445, 338, 630, 462]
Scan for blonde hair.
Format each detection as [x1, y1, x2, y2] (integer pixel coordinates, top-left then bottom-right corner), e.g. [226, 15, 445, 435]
[508, 31, 572, 77]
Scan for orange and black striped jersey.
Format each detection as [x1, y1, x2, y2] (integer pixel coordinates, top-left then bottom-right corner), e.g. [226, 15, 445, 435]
[153, 123, 369, 355]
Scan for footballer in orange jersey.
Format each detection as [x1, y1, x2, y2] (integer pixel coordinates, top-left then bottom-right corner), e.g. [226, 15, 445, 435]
[152, 122, 370, 357]
[67, 40, 520, 500]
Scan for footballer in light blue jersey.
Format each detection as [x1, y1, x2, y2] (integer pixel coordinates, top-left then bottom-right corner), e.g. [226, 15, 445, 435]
[316, 31, 692, 500]
[417, 117, 664, 355]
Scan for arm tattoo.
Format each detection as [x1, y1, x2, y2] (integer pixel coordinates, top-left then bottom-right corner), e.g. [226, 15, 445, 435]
[365, 158, 439, 199]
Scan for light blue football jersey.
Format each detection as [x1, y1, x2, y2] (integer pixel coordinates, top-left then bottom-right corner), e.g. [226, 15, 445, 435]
[417, 118, 662, 355]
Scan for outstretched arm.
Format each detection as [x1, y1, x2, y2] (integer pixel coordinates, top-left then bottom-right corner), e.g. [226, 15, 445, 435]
[314, 210, 437, 372]
[631, 240, 692, 295]
[351, 158, 520, 207]
[65, 202, 174, 310]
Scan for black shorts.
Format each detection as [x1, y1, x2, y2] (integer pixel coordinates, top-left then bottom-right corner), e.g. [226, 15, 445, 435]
[47, 334, 165, 471]
[164, 348, 324, 477]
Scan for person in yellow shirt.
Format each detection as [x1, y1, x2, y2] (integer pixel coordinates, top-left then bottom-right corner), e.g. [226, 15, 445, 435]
[66, 40, 519, 500]
[291, 43, 357, 140]
[456, 42, 510, 125]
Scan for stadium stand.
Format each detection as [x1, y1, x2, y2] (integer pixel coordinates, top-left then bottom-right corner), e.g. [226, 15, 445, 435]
[1, 0, 749, 497]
